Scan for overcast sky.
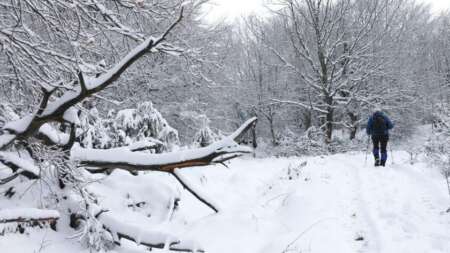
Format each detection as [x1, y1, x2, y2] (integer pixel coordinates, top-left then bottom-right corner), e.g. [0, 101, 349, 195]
[418, 0, 450, 14]
[204, 0, 450, 23]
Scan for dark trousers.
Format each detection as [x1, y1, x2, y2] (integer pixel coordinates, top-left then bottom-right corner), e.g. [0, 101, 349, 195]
[372, 135, 389, 161]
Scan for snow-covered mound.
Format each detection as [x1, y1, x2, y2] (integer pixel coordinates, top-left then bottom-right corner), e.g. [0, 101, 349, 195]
[1, 152, 449, 253]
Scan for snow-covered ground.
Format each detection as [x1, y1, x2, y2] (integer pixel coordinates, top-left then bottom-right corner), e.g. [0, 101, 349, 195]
[1, 151, 449, 252]
[170, 152, 450, 253]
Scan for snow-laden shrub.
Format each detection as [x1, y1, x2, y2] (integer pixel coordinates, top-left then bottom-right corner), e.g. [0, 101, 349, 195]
[78, 101, 179, 152]
[402, 133, 424, 165]
[78, 107, 116, 149]
[114, 101, 179, 150]
[269, 127, 326, 156]
[425, 104, 450, 176]
[425, 105, 450, 207]
[193, 115, 221, 147]
[136, 101, 179, 147]
[328, 129, 367, 154]
[259, 126, 367, 157]
[388, 108, 417, 141]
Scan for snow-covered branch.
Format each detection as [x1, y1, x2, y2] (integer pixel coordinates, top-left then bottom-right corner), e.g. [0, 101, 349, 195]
[270, 99, 328, 114]
[0, 151, 40, 181]
[98, 210, 204, 252]
[172, 168, 220, 213]
[0, 8, 185, 151]
[70, 204, 205, 252]
[72, 117, 257, 173]
[0, 208, 60, 224]
[37, 124, 71, 146]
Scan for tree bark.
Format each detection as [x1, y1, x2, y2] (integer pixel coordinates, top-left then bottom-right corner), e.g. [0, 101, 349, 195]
[325, 96, 334, 143]
[348, 111, 358, 140]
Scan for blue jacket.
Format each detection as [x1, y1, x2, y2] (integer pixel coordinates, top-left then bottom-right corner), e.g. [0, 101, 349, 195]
[366, 111, 394, 136]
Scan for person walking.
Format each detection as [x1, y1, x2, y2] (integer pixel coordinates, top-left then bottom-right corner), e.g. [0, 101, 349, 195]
[366, 109, 394, 166]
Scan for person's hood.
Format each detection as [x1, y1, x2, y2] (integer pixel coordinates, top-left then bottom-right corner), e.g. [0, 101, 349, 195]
[373, 111, 384, 117]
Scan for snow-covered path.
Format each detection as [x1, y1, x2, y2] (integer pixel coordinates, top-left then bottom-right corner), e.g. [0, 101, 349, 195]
[1, 152, 449, 253]
[172, 152, 450, 253]
[352, 157, 450, 253]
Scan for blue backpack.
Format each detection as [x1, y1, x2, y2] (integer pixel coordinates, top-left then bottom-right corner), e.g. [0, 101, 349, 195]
[373, 114, 387, 135]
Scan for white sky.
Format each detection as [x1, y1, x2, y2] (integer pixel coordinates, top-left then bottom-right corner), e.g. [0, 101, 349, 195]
[203, 0, 268, 22]
[204, 0, 450, 22]
[420, 0, 450, 14]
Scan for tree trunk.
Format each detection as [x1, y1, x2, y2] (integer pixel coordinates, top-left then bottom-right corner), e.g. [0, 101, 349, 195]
[267, 113, 277, 146]
[302, 109, 312, 131]
[348, 112, 358, 140]
[325, 96, 334, 144]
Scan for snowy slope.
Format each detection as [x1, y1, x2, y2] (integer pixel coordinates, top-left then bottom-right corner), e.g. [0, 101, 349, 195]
[168, 153, 450, 253]
[1, 151, 449, 253]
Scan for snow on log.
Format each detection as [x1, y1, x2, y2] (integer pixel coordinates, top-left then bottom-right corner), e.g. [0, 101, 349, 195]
[2, 115, 33, 135]
[0, 208, 59, 224]
[71, 118, 257, 173]
[0, 173, 20, 185]
[122, 139, 164, 152]
[94, 208, 204, 252]
[169, 240, 205, 253]
[0, 134, 15, 150]
[0, 151, 40, 180]
[38, 124, 70, 146]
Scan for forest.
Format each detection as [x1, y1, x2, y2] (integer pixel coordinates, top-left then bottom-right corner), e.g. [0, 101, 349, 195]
[0, 0, 449, 252]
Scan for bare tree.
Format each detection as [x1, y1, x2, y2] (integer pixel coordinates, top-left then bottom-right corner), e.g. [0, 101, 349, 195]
[255, 0, 406, 142]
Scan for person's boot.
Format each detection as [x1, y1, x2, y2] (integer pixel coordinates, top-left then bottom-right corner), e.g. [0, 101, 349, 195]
[381, 152, 387, 166]
[374, 159, 380, 167]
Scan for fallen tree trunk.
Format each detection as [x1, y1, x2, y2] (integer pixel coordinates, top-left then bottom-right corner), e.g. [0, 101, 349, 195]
[72, 117, 257, 213]
[71, 206, 205, 252]
[0, 208, 60, 231]
[72, 117, 257, 174]
[0, 152, 40, 182]
[0, 208, 60, 223]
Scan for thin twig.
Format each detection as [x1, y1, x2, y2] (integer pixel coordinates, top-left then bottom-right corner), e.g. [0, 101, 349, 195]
[282, 217, 337, 253]
[171, 170, 219, 213]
